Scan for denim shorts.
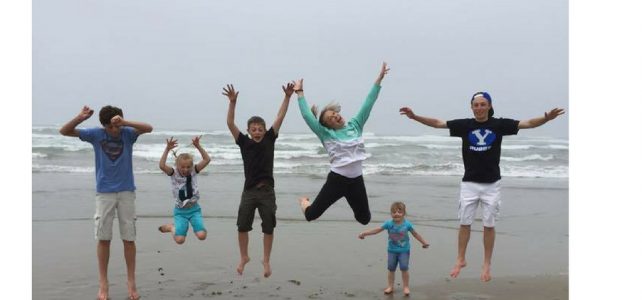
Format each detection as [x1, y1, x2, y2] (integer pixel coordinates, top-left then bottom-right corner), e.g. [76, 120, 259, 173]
[387, 251, 410, 271]
[173, 203, 206, 236]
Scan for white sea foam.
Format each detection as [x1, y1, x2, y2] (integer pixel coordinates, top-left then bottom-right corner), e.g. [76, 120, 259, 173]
[274, 151, 326, 160]
[501, 154, 554, 162]
[501, 145, 535, 150]
[548, 144, 569, 150]
[277, 142, 323, 151]
[32, 126, 568, 178]
[419, 144, 461, 150]
[32, 164, 94, 173]
[150, 129, 230, 137]
[371, 135, 459, 143]
[501, 165, 568, 178]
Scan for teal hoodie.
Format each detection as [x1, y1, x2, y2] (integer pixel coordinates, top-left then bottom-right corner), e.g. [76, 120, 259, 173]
[298, 84, 382, 177]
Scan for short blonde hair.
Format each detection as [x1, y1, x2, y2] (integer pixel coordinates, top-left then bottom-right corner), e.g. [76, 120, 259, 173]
[175, 153, 194, 166]
[390, 201, 406, 214]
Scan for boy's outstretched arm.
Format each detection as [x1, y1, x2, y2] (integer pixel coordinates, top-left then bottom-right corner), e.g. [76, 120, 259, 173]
[59, 106, 94, 137]
[223, 84, 241, 140]
[159, 137, 177, 175]
[110, 115, 153, 135]
[192, 135, 211, 173]
[410, 229, 430, 248]
[272, 81, 295, 134]
[358, 227, 384, 239]
[399, 107, 448, 128]
[518, 107, 565, 129]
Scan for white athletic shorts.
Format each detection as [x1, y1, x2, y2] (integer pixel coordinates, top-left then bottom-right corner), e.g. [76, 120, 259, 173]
[458, 181, 501, 227]
[94, 191, 137, 241]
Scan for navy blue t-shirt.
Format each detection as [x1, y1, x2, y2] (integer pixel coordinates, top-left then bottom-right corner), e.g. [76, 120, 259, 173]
[447, 117, 519, 183]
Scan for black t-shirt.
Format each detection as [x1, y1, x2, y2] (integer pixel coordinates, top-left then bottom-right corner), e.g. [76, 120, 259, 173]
[447, 117, 519, 183]
[236, 127, 277, 190]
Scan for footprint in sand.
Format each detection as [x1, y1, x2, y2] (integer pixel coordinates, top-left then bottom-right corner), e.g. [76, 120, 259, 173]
[287, 279, 301, 286]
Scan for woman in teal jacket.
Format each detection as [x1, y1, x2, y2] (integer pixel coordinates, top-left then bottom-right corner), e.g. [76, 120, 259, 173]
[295, 62, 389, 224]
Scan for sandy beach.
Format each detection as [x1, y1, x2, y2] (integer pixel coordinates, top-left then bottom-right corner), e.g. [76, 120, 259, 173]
[33, 172, 568, 299]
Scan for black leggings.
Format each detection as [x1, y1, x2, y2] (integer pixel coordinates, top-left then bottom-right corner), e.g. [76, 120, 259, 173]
[304, 171, 371, 225]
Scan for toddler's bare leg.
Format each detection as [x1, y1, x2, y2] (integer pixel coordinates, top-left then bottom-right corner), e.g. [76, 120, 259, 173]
[384, 271, 394, 294]
[402, 270, 410, 296]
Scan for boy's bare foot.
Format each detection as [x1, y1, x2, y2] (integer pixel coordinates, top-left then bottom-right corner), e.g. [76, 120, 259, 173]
[480, 264, 492, 282]
[128, 281, 140, 300]
[383, 287, 393, 294]
[263, 260, 272, 278]
[97, 281, 108, 300]
[403, 287, 410, 296]
[450, 260, 467, 278]
[298, 197, 311, 215]
[237, 256, 250, 275]
[158, 224, 173, 233]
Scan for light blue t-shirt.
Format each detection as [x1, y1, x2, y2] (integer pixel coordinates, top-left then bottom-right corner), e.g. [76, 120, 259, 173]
[78, 126, 138, 193]
[381, 219, 414, 253]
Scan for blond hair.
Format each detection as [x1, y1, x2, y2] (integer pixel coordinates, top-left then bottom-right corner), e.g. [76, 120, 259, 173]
[174, 153, 194, 166]
[311, 101, 341, 128]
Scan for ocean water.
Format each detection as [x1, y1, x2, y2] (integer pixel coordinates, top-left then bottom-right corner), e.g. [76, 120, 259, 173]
[32, 126, 568, 179]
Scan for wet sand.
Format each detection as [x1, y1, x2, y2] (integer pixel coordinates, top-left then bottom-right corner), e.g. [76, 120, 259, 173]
[33, 172, 568, 299]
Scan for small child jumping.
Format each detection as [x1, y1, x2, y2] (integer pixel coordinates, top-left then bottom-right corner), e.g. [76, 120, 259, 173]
[158, 135, 211, 244]
[359, 201, 430, 296]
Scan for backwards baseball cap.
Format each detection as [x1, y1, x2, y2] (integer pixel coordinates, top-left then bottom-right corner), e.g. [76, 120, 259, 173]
[471, 92, 494, 117]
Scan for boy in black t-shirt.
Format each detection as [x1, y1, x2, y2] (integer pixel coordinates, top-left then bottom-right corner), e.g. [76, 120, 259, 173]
[222, 82, 295, 278]
[400, 92, 564, 282]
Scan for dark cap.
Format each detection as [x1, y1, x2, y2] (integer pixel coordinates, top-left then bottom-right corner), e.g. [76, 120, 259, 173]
[471, 92, 494, 117]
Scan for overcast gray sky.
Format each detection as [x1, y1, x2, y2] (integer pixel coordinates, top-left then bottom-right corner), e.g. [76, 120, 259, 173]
[33, 0, 568, 138]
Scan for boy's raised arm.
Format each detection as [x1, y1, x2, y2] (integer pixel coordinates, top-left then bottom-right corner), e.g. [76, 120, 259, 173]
[223, 84, 241, 140]
[192, 135, 211, 173]
[59, 105, 94, 137]
[111, 115, 153, 135]
[399, 107, 448, 129]
[159, 137, 177, 175]
[272, 81, 295, 134]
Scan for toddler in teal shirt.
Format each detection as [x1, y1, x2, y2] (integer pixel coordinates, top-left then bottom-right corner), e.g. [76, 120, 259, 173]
[359, 201, 430, 296]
